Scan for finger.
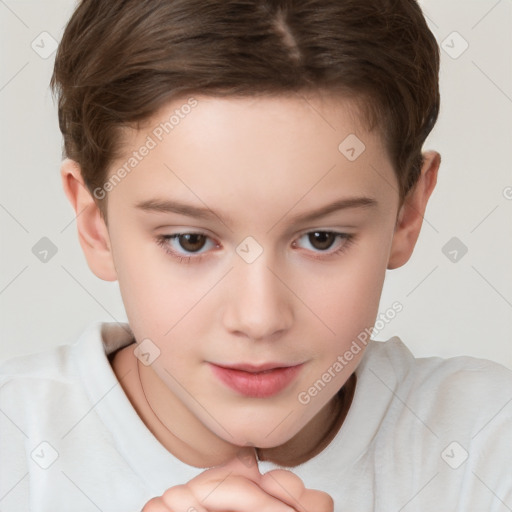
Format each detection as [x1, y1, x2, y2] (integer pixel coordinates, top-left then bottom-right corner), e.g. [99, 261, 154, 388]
[200, 446, 262, 485]
[260, 470, 334, 512]
[259, 470, 306, 508]
[193, 474, 296, 512]
[140, 496, 172, 511]
[299, 489, 334, 512]
[233, 446, 259, 472]
[161, 484, 209, 512]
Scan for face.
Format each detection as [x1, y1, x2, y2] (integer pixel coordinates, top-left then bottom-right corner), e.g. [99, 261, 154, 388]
[104, 93, 400, 451]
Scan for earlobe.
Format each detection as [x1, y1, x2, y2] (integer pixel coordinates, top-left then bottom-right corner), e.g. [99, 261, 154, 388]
[387, 150, 441, 270]
[60, 159, 118, 282]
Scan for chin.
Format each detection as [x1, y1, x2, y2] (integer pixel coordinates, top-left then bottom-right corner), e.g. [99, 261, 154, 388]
[225, 425, 299, 450]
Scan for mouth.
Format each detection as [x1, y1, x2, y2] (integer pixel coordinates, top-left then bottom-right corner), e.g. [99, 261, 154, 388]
[209, 362, 304, 398]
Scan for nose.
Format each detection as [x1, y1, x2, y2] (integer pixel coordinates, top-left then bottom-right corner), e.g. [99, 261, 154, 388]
[222, 254, 294, 341]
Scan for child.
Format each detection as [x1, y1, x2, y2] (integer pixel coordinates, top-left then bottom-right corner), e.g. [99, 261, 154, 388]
[1, 0, 511, 510]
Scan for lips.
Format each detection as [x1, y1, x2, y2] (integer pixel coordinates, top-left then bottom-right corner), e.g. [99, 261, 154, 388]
[219, 362, 295, 373]
[209, 362, 303, 398]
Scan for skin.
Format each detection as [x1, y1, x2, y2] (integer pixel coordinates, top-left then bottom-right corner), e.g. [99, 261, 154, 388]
[142, 447, 335, 512]
[61, 92, 440, 508]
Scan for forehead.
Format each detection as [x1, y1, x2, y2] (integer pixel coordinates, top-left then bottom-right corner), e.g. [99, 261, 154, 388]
[119, 91, 384, 161]
[107, 93, 397, 218]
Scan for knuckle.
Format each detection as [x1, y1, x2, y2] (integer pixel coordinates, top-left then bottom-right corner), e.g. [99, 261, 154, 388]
[303, 489, 335, 512]
[264, 469, 305, 493]
[140, 496, 167, 511]
[318, 491, 335, 512]
[161, 484, 198, 509]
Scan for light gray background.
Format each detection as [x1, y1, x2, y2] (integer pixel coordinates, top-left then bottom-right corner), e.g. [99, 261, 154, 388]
[1, 1, 511, 367]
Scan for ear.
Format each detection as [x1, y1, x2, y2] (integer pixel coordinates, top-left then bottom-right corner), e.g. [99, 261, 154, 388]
[60, 158, 117, 281]
[387, 150, 441, 270]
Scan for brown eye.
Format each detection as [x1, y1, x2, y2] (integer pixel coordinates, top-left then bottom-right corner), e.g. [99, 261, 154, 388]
[308, 231, 336, 251]
[178, 233, 207, 252]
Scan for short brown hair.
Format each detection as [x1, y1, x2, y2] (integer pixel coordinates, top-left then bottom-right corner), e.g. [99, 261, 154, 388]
[50, 0, 440, 219]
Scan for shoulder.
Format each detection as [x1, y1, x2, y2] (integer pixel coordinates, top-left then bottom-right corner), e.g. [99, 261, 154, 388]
[0, 342, 71, 383]
[0, 343, 72, 378]
[363, 336, 512, 446]
[358, 337, 512, 502]
[0, 343, 80, 481]
[0, 322, 107, 401]
[0, 321, 135, 414]
[367, 335, 512, 397]
[0, 321, 128, 386]
[0, 343, 80, 419]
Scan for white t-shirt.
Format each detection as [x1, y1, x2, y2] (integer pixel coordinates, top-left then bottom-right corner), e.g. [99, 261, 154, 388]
[1, 322, 511, 511]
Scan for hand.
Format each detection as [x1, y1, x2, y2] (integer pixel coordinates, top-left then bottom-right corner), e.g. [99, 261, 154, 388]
[141, 447, 333, 512]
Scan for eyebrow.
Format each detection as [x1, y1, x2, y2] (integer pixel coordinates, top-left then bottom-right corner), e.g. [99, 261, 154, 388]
[134, 196, 378, 226]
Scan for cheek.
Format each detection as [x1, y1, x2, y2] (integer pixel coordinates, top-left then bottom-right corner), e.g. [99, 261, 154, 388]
[297, 247, 388, 340]
[111, 234, 200, 336]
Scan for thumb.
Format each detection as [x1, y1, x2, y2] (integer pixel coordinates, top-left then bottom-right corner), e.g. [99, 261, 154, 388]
[215, 446, 262, 483]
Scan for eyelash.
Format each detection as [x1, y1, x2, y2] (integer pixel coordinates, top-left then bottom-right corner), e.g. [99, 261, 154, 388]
[155, 231, 356, 264]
